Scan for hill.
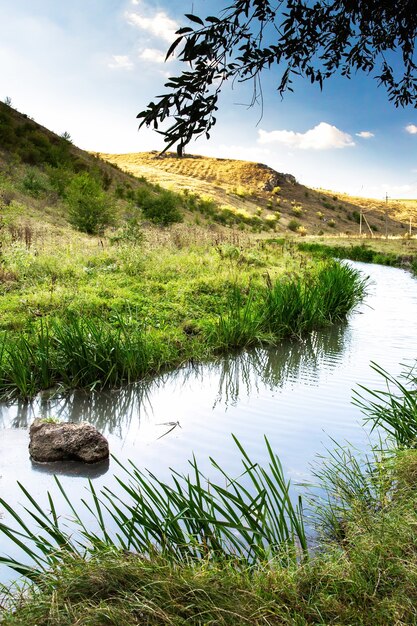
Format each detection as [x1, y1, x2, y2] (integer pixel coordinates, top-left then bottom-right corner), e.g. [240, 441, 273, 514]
[1, 97, 416, 239]
[99, 150, 417, 237]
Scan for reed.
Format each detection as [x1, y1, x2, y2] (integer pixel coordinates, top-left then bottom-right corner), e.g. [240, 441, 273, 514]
[310, 438, 393, 540]
[0, 315, 172, 399]
[205, 286, 265, 349]
[262, 261, 367, 338]
[0, 437, 307, 581]
[354, 361, 417, 448]
[0, 260, 367, 398]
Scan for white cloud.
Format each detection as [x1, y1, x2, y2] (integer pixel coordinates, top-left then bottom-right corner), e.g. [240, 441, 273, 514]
[125, 10, 178, 42]
[405, 124, 417, 135]
[258, 122, 355, 150]
[139, 47, 168, 64]
[108, 55, 134, 70]
[356, 131, 374, 139]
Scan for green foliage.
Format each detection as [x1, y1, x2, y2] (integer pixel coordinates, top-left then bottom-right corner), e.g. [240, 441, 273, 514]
[138, 188, 183, 225]
[4, 371, 417, 625]
[311, 440, 392, 540]
[21, 169, 48, 197]
[354, 362, 417, 448]
[297, 242, 401, 268]
[66, 172, 116, 235]
[0, 436, 307, 580]
[110, 216, 144, 246]
[0, 258, 366, 398]
[138, 1, 416, 153]
[0, 314, 167, 398]
[288, 219, 301, 232]
[322, 199, 335, 210]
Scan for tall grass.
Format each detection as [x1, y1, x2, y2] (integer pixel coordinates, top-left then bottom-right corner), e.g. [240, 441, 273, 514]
[0, 436, 307, 581]
[0, 315, 171, 399]
[209, 260, 367, 349]
[310, 438, 393, 540]
[298, 241, 412, 271]
[0, 260, 367, 398]
[354, 361, 417, 448]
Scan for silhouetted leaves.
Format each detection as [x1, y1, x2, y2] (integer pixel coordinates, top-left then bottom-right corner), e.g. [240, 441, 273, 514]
[138, 0, 417, 153]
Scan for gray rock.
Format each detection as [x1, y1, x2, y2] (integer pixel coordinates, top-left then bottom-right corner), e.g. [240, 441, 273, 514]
[29, 419, 109, 463]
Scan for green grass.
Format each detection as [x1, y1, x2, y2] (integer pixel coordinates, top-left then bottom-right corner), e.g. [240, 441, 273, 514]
[2, 365, 417, 623]
[0, 257, 367, 398]
[297, 241, 417, 274]
[0, 436, 307, 581]
[354, 361, 417, 448]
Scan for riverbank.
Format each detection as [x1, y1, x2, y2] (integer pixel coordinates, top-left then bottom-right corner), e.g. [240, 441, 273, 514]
[1, 364, 417, 625]
[3, 467, 417, 626]
[296, 236, 417, 274]
[0, 228, 366, 399]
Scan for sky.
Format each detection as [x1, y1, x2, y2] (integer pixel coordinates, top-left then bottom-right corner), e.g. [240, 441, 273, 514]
[1, 0, 417, 198]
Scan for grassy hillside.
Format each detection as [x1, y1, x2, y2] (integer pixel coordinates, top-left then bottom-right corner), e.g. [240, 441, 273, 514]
[0, 101, 370, 399]
[1, 103, 417, 625]
[100, 150, 417, 237]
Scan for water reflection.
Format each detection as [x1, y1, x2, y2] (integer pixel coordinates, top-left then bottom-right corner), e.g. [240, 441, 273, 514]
[0, 319, 350, 434]
[31, 457, 110, 478]
[212, 322, 350, 407]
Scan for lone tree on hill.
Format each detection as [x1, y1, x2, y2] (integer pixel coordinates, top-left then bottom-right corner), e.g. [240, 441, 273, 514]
[138, 0, 417, 155]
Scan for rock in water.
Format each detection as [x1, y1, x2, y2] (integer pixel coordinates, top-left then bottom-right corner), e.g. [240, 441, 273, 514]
[29, 419, 109, 463]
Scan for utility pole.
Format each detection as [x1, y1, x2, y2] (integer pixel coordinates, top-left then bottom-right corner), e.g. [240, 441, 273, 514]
[410, 216, 412, 237]
[359, 208, 363, 236]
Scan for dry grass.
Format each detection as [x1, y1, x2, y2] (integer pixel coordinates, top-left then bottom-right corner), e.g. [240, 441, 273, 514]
[99, 151, 417, 238]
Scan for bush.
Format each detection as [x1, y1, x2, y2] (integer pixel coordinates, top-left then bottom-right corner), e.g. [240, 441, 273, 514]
[22, 169, 48, 197]
[66, 172, 115, 235]
[288, 219, 301, 232]
[140, 189, 183, 225]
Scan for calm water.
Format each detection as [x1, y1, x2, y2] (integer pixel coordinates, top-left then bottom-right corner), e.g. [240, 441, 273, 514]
[1, 261, 417, 581]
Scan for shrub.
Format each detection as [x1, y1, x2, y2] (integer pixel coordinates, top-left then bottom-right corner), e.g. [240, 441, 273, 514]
[21, 169, 48, 197]
[288, 219, 301, 232]
[47, 165, 72, 196]
[110, 216, 144, 245]
[328, 219, 336, 228]
[66, 172, 115, 235]
[140, 189, 183, 225]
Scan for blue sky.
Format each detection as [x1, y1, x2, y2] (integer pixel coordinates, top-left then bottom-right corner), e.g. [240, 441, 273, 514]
[1, 0, 417, 198]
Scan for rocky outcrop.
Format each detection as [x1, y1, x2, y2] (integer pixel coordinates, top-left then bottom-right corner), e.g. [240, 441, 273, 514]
[29, 419, 109, 463]
[262, 170, 297, 191]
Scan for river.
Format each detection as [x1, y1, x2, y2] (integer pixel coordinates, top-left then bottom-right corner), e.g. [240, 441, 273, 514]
[1, 261, 417, 581]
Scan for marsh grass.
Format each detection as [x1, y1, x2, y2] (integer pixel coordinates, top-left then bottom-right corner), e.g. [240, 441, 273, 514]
[3, 366, 417, 624]
[310, 438, 394, 540]
[0, 315, 173, 398]
[0, 256, 367, 398]
[3, 446, 417, 625]
[0, 436, 307, 581]
[354, 361, 417, 447]
[297, 241, 412, 270]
